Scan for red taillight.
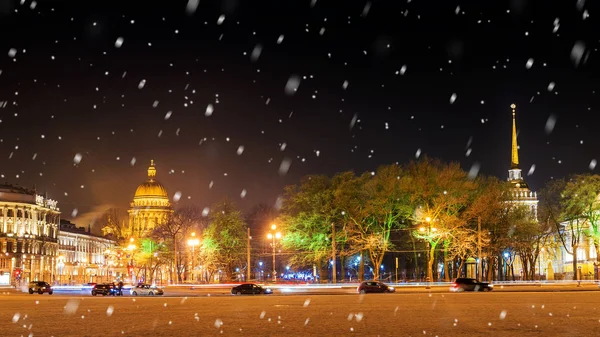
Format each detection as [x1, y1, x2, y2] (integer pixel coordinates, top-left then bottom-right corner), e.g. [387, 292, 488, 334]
[451, 283, 457, 287]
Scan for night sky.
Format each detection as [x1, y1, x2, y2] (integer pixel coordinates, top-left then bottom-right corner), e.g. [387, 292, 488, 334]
[0, 0, 597, 230]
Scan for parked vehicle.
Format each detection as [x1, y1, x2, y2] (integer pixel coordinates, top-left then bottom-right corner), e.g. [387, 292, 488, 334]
[130, 283, 164, 296]
[91, 283, 118, 296]
[450, 278, 493, 292]
[231, 283, 273, 295]
[357, 281, 395, 294]
[28, 281, 53, 295]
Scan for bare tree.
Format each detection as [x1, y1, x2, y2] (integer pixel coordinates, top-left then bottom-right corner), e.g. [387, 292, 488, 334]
[562, 174, 600, 278]
[539, 178, 585, 280]
[152, 206, 204, 283]
[98, 208, 127, 243]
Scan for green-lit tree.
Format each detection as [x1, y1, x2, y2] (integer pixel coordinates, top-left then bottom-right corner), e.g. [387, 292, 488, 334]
[343, 165, 412, 280]
[279, 174, 342, 282]
[133, 238, 170, 284]
[201, 200, 247, 282]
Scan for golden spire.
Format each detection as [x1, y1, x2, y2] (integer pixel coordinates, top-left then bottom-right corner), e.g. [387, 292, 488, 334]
[510, 104, 519, 169]
[148, 159, 156, 180]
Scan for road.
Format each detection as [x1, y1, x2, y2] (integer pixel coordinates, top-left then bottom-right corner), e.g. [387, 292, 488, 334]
[1, 290, 600, 336]
[22, 281, 600, 297]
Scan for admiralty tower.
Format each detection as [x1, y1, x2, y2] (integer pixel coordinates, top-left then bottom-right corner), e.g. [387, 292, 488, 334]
[507, 104, 538, 218]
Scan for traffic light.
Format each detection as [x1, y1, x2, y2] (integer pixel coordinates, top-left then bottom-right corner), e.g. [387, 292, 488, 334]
[14, 269, 21, 279]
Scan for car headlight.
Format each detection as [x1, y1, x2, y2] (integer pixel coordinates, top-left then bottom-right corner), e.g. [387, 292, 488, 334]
[488, 284, 494, 288]
[388, 287, 394, 291]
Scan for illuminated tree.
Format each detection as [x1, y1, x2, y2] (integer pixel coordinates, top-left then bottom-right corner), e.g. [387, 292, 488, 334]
[152, 205, 204, 283]
[404, 158, 477, 282]
[201, 200, 247, 282]
[342, 165, 412, 280]
[134, 238, 170, 284]
[539, 178, 585, 280]
[279, 174, 342, 281]
[462, 176, 511, 281]
[99, 208, 127, 242]
[506, 204, 553, 280]
[562, 174, 600, 271]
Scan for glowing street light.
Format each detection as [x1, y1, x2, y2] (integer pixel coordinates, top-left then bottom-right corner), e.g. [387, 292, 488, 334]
[56, 255, 65, 285]
[127, 238, 137, 283]
[267, 224, 282, 282]
[187, 232, 200, 283]
[419, 217, 437, 284]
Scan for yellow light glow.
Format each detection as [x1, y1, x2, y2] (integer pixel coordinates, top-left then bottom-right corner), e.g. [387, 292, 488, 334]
[419, 227, 425, 232]
[425, 217, 431, 222]
[267, 233, 273, 239]
[271, 224, 277, 230]
[275, 232, 281, 239]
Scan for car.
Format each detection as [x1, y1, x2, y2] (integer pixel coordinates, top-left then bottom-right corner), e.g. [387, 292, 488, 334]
[130, 283, 164, 296]
[28, 281, 53, 295]
[450, 278, 493, 292]
[357, 281, 395, 294]
[91, 283, 118, 296]
[231, 283, 273, 295]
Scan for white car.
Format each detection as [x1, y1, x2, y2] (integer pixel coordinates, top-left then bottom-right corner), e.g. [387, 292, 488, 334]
[130, 283, 164, 296]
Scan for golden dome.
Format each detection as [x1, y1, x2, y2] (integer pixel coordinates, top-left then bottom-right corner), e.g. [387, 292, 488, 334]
[134, 160, 169, 199]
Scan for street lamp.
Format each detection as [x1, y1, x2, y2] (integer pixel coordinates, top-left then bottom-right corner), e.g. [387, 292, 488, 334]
[267, 224, 282, 282]
[503, 252, 510, 281]
[419, 217, 437, 284]
[128, 238, 137, 284]
[56, 256, 65, 285]
[104, 249, 112, 283]
[187, 232, 200, 283]
[539, 248, 545, 281]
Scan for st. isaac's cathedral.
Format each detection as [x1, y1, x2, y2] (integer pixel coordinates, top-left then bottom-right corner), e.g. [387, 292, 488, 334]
[126, 160, 173, 238]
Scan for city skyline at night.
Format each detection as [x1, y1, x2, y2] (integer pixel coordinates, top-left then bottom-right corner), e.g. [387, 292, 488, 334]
[0, 0, 596, 230]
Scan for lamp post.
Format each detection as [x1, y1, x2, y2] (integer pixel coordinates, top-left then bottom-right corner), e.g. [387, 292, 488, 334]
[419, 217, 437, 285]
[503, 252, 510, 281]
[56, 256, 65, 285]
[187, 232, 200, 283]
[539, 248, 544, 281]
[267, 224, 281, 282]
[128, 238, 137, 284]
[104, 249, 112, 283]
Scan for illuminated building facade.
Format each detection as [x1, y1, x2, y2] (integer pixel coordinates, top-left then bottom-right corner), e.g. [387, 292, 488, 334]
[127, 160, 173, 238]
[56, 220, 118, 284]
[0, 185, 60, 286]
